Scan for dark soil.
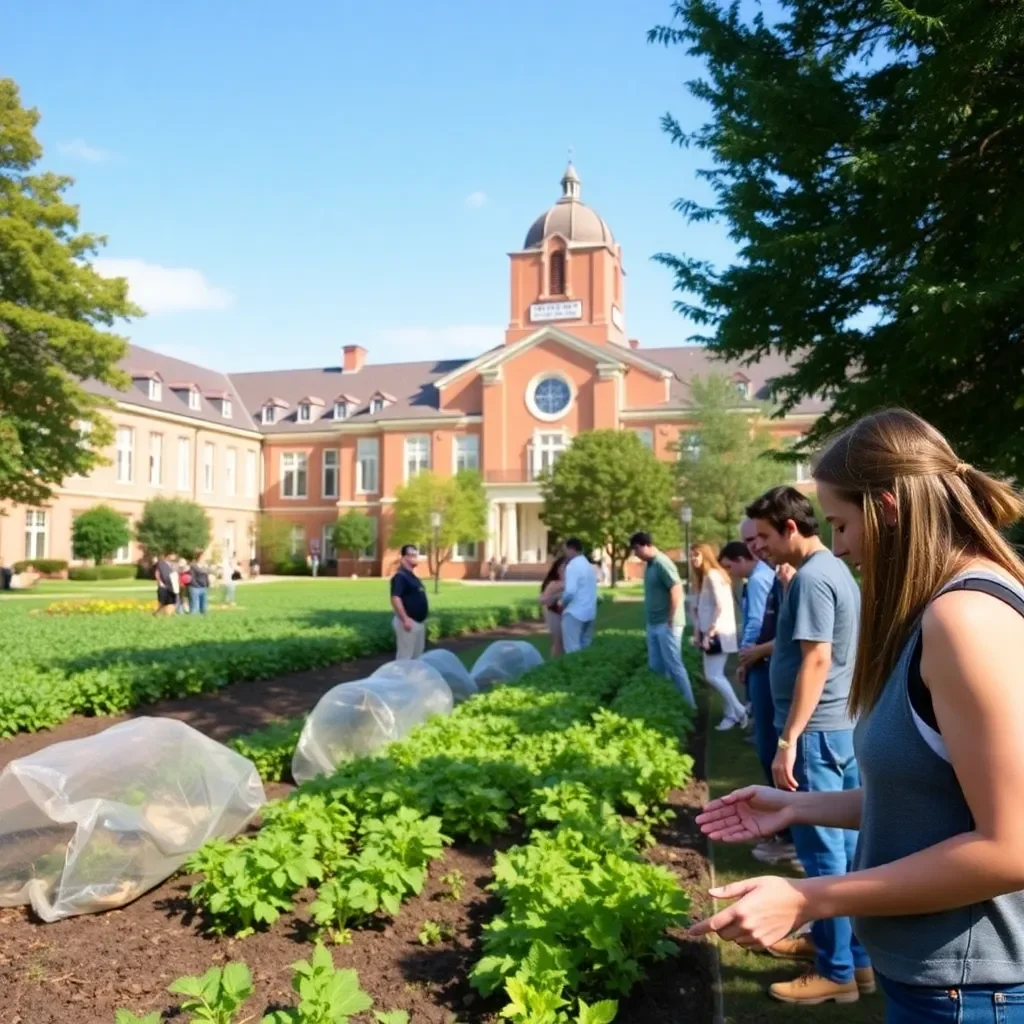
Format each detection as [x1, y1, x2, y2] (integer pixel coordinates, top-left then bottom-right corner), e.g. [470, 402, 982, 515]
[0, 622, 547, 774]
[0, 643, 716, 1024]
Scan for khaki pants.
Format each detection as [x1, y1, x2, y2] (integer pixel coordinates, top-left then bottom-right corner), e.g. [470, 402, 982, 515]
[393, 616, 426, 660]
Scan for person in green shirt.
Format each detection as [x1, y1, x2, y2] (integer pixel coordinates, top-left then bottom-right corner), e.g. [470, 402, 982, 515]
[631, 531, 695, 707]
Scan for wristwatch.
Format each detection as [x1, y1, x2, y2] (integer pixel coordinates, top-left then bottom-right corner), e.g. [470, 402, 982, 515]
[777, 738, 793, 751]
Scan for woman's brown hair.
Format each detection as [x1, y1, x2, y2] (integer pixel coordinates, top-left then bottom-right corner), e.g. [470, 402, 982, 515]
[691, 542, 725, 592]
[812, 409, 1024, 716]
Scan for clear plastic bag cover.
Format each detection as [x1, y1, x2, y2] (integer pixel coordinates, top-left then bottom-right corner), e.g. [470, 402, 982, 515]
[0, 717, 265, 922]
[292, 666, 454, 784]
[469, 640, 545, 692]
[416, 649, 478, 703]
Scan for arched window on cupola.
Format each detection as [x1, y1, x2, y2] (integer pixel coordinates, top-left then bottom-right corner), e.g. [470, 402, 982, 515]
[549, 250, 566, 296]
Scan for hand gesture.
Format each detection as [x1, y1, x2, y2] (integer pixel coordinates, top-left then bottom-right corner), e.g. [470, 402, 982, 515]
[688, 876, 810, 949]
[695, 785, 796, 843]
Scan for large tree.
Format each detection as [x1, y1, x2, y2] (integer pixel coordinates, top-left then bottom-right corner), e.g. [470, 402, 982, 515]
[0, 78, 138, 505]
[676, 375, 790, 545]
[255, 513, 292, 568]
[539, 429, 678, 586]
[135, 498, 210, 559]
[332, 511, 375, 564]
[651, 2, 1024, 479]
[391, 470, 488, 589]
[72, 504, 131, 564]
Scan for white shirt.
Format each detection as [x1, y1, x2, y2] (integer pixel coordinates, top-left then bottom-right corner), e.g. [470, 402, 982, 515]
[562, 554, 598, 623]
[697, 569, 738, 653]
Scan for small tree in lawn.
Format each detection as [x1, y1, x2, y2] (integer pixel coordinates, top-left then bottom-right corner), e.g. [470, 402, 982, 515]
[72, 504, 131, 564]
[255, 513, 291, 569]
[539, 430, 677, 586]
[135, 498, 211, 558]
[391, 470, 488, 590]
[332, 511, 375, 566]
[674, 375, 789, 546]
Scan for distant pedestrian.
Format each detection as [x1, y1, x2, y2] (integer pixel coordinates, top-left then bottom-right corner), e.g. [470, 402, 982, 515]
[691, 543, 747, 729]
[560, 538, 598, 653]
[309, 552, 320, 577]
[222, 555, 237, 606]
[153, 553, 177, 617]
[391, 544, 428, 660]
[176, 559, 192, 615]
[499, 555, 509, 581]
[630, 531, 695, 708]
[189, 558, 210, 615]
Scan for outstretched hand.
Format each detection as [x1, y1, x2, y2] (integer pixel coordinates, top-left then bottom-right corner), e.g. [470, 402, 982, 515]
[695, 785, 796, 843]
[688, 876, 810, 948]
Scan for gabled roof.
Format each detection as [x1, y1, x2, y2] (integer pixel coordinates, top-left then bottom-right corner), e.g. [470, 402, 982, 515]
[333, 392, 360, 404]
[298, 395, 326, 406]
[370, 390, 397, 403]
[433, 326, 673, 391]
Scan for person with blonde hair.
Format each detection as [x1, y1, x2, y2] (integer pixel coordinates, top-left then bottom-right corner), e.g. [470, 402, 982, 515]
[693, 410, 1024, 1019]
[691, 542, 747, 729]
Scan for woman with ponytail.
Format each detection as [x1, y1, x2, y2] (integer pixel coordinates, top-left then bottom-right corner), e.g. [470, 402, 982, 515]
[692, 409, 1024, 1020]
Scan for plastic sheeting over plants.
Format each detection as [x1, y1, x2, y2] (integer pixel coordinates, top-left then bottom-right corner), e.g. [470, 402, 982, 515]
[291, 664, 454, 785]
[417, 649, 477, 703]
[0, 718, 265, 922]
[470, 640, 544, 692]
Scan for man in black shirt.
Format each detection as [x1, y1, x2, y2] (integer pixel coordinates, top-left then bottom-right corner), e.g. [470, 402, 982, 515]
[390, 544, 428, 659]
[153, 553, 178, 617]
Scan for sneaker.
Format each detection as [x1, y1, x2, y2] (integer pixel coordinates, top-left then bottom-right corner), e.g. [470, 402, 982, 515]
[855, 967, 877, 995]
[769, 971, 859, 1006]
[752, 839, 798, 864]
[765, 935, 816, 961]
[715, 715, 740, 731]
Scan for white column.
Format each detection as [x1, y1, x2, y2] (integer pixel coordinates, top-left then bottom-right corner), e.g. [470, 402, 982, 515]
[485, 501, 499, 561]
[502, 502, 519, 562]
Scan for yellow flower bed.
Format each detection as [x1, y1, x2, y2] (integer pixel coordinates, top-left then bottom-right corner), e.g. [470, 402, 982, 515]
[43, 598, 158, 616]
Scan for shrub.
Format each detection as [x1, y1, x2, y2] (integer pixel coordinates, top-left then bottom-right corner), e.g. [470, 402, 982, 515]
[68, 565, 138, 581]
[13, 559, 68, 575]
[135, 497, 211, 558]
[72, 505, 132, 564]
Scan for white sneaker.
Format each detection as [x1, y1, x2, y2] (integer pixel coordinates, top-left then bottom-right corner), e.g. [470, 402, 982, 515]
[715, 715, 740, 731]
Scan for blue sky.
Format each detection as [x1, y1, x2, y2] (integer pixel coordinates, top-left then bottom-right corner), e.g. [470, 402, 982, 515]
[6, 0, 733, 372]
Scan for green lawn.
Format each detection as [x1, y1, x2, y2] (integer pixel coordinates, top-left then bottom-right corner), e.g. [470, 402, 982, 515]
[707, 692, 883, 1024]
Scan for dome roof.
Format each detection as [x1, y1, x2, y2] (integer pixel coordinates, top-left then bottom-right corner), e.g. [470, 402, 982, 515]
[523, 163, 614, 249]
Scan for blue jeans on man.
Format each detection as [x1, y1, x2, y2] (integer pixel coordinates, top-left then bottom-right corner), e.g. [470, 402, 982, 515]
[646, 623, 695, 707]
[190, 586, 208, 615]
[746, 663, 777, 783]
[791, 729, 870, 984]
[561, 614, 595, 653]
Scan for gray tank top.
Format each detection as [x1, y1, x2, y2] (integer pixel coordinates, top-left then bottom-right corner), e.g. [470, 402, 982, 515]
[853, 569, 1024, 986]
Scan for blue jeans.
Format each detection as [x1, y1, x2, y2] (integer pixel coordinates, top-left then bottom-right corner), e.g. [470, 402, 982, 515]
[190, 587, 208, 614]
[880, 976, 1024, 1023]
[646, 624, 695, 707]
[562, 614, 595, 654]
[791, 729, 870, 984]
[747, 663, 777, 784]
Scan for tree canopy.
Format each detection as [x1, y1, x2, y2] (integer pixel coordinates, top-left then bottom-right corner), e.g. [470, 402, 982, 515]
[71, 504, 132, 564]
[539, 429, 678, 585]
[332, 511, 375, 563]
[391, 470, 488, 581]
[0, 78, 138, 505]
[676, 375, 790, 545]
[651, 1, 1024, 478]
[255, 514, 292, 569]
[135, 498, 211, 559]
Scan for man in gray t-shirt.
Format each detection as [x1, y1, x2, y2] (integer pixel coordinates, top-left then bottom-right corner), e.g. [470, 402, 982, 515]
[745, 486, 870, 1006]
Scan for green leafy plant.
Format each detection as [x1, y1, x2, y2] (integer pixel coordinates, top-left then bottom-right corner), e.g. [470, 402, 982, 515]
[374, 1013, 410, 1024]
[262, 943, 372, 1024]
[440, 869, 465, 902]
[167, 962, 253, 1023]
[114, 1012, 161, 1024]
[418, 919, 455, 946]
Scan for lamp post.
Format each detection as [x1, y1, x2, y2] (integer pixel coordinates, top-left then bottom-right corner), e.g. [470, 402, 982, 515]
[430, 510, 442, 594]
[681, 504, 693, 597]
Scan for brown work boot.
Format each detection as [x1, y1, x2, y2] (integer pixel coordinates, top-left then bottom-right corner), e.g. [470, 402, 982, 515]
[765, 935, 817, 961]
[855, 967, 877, 995]
[769, 971, 860, 1005]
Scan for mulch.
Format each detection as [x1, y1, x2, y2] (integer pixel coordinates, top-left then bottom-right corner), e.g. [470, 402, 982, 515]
[0, 630, 717, 1024]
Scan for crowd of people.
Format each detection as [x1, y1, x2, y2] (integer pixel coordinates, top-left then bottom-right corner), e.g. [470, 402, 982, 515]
[152, 553, 243, 615]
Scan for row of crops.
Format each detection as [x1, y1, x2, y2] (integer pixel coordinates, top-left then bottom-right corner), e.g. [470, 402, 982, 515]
[116, 634, 697, 1024]
[0, 582, 540, 737]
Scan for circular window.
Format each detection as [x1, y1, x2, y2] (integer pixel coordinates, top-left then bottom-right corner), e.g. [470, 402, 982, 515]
[531, 376, 572, 418]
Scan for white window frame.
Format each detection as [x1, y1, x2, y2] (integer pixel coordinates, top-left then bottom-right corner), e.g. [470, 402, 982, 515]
[148, 379, 162, 401]
[359, 516, 378, 561]
[245, 450, 257, 497]
[116, 426, 134, 484]
[682, 432, 702, 461]
[321, 523, 337, 562]
[222, 398, 232, 420]
[188, 389, 201, 411]
[370, 396, 385, 414]
[289, 524, 306, 558]
[795, 458, 811, 484]
[148, 432, 163, 486]
[633, 427, 654, 450]
[203, 442, 215, 493]
[453, 540, 479, 562]
[177, 437, 190, 491]
[454, 434, 480, 473]
[404, 434, 430, 481]
[114, 515, 132, 564]
[526, 372, 575, 423]
[322, 449, 339, 499]
[225, 447, 237, 496]
[333, 401, 348, 420]
[24, 510, 47, 561]
[281, 452, 308, 499]
[262, 405, 276, 425]
[530, 429, 569, 480]
[298, 403, 312, 423]
[356, 438, 379, 495]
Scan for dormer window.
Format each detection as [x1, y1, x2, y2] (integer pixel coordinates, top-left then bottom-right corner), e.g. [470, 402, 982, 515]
[262, 405, 276, 425]
[148, 379, 162, 401]
[298, 403, 311, 423]
[189, 389, 201, 411]
[370, 397, 384, 415]
[222, 399, 232, 419]
[334, 401, 348, 420]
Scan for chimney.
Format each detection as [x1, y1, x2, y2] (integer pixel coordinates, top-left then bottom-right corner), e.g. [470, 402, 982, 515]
[343, 345, 367, 373]
[628, 338, 640, 351]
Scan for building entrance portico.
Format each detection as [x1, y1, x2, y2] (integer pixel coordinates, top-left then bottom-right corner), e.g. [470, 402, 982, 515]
[485, 495, 550, 565]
